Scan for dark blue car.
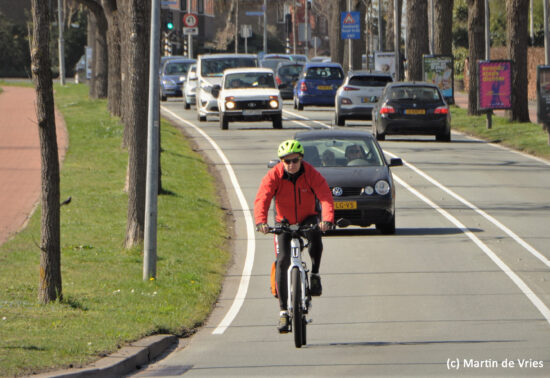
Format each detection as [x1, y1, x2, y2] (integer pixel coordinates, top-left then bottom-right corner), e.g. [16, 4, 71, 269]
[293, 62, 344, 110]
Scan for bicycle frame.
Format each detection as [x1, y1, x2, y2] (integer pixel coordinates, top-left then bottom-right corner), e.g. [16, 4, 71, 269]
[286, 236, 309, 315]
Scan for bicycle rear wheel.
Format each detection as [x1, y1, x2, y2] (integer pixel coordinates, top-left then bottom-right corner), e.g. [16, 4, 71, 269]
[291, 267, 304, 348]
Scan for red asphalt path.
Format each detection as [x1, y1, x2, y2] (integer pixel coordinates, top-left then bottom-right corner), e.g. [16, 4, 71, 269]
[0, 86, 67, 246]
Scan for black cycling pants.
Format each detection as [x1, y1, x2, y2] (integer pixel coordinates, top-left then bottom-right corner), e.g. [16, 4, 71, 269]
[275, 215, 323, 311]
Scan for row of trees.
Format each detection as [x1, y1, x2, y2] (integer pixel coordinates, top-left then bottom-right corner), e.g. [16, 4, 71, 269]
[31, 0, 534, 303]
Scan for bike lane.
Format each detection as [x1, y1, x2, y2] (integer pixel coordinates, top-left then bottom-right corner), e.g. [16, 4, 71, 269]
[0, 85, 68, 246]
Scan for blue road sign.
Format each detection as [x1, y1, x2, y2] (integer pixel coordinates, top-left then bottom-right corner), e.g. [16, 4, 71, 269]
[341, 11, 360, 40]
[246, 11, 264, 16]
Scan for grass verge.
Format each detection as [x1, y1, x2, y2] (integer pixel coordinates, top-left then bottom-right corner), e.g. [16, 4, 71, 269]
[450, 105, 550, 161]
[0, 84, 230, 376]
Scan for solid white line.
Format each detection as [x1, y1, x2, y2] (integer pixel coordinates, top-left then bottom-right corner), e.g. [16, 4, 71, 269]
[393, 174, 550, 325]
[161, 107, 255, 335]
[283, 109, 332, 129]
[385, 151, 550, 269]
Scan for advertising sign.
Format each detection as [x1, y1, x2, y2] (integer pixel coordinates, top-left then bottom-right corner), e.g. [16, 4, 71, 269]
[374, 52, 395, 78]
[422, 55, 454, 104]
[537, 65, 550, 124]
[478, 60, 512, 110]
[341, 11, 361, 39]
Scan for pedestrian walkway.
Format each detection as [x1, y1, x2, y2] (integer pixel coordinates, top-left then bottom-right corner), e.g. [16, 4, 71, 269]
[0, 86, 67, 246]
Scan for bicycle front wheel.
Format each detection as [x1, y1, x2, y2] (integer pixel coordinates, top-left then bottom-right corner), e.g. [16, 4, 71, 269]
[291, 267, 304, 348]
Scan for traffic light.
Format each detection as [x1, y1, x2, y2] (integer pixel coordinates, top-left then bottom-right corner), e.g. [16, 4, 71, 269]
[285, 13, 292, 35]
[162, 10, 174, 32]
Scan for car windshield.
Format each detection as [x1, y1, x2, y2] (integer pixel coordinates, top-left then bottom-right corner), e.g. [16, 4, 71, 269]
[278, 65, 303, 80]
[164, 62, 192, 75]
[305, 67, 343, 80]
[300, 137, 384, 167]
[224, 72, 276, 89]
[201, 57, 258, 77]
[388, 86, 441, 101]
[349, 76, 392, 87]
[261, 59, 288, 72]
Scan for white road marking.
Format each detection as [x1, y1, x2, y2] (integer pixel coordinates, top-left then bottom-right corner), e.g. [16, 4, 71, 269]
[385, 151, 550, 269]
[393, 173, 550, 325]
[283, 109, 333, 129]
[161, 107, 255, 335]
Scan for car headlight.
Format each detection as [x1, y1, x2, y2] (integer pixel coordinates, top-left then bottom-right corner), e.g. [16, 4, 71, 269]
[225, 96, 236, 110]
[162, 79, 175, 86]
[269, 96, 279, 109]
[375, 180, 390, 195]
[362, 186, 374, 195]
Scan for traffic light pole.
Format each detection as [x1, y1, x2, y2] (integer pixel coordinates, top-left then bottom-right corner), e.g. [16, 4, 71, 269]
[144, 0, 160, 281]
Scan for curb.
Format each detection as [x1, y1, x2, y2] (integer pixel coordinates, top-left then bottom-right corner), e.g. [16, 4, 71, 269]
[32, 335, 178, 378]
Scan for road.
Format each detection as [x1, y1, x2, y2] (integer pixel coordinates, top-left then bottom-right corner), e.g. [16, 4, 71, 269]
[133, 100, 550, 376]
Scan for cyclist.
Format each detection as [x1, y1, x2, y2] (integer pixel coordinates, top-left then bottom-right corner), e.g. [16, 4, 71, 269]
[254, 139, 334, 333]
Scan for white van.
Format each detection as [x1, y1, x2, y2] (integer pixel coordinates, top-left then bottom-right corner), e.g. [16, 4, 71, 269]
[195, 54, 258, 121]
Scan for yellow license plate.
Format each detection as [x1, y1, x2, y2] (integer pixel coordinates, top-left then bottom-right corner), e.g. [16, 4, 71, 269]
[317, 85, 332, 90]
[405, 108, 426, 115]
[334, 201, 357, 210]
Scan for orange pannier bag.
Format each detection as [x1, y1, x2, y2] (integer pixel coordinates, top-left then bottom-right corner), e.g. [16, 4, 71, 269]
[270, 234, 278, 297]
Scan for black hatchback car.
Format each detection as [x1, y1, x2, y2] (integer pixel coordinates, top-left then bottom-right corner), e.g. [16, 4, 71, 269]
[372, 82, 451, 141]
[294, 130, 402, 234]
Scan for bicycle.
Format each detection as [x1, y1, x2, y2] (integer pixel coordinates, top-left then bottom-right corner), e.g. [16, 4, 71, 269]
[268, 222, 318, 348]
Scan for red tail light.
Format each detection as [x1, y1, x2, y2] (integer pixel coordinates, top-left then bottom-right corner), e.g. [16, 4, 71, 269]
[343, 86, 359, 91]
[276, 76, 282, 85]
[300, 82, 308, 92]
[434, 106, 449, 114]
[380, 105, 396, 114]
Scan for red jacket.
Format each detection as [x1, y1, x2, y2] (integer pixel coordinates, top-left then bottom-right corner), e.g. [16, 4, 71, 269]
[254, 161, 334, 225]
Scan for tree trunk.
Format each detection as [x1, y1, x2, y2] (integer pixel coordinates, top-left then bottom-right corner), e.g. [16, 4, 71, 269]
[385, 0, 394, 52]
[123, 0, 150, 249]
[330, 0, 346, 65]
[31, 0, 62, 304]
[87, 12, 97, 98]
[434, 0, 453, 56]
[467, 0, 485, 115]
[75, 0, 108, 98]
[506, 0, 530, 122]
[103, 0, 122, 117]
[351, 0, 365, 70]
[405, 0, 429, 81]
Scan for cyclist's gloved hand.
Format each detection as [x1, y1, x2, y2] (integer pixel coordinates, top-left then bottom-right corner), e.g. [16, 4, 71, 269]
[256, 223, 270, 234]
[319, 221, 333, 232]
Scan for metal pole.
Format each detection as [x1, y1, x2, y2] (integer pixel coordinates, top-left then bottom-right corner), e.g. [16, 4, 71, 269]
[430, 0, 434, 55]
[378, 0, 383, 51]
[235, 0, 239, 53]
[57, 0, 65, 85]
[187, 0, 193, 58]
[293, 0, 297, 54]
[394, 0, 400, 80]
[144, 0, 160, 281]
[485, 0, 492, 129]
[263, 0, 267, 54]
[545, 0, 550, 65]
[348, 0, 352, 71]
[305, 0, 309, 57]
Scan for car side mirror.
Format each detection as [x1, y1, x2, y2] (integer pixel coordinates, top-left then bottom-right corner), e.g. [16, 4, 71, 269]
[389, 157, 403, 167]
[211, 84, 221, 98]
[267, 159, 279, 168]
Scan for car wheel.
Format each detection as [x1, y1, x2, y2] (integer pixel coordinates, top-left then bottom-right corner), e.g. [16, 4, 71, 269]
[198, 113, 207, 122]
[374, 126, 385, 141]
[335, 112, 345, 126]
[297, 100, 304, 111]
[376, 214, 395, 235]
[293, 97, 298, 109]
[436, 130, 451, 142]
[161, 94, 167, 102]
[184, 101, 190, 110]
[272, 114, 283, 129]
[219, 113, 228, 130]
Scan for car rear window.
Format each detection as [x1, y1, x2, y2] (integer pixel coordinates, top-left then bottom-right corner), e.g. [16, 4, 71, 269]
[388, 86, 441, 101]
[349, 76, 392, 87]
[305, 67, 344, 80]
[278, 65, 303, 78]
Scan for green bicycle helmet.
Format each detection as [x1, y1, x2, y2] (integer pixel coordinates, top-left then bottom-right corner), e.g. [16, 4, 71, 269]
[278, 139, 304, 158]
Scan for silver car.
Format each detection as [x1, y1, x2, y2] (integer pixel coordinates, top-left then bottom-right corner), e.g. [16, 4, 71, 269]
[334, 71, 393, 126]
[183, 64, 197, 110]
